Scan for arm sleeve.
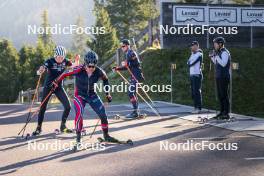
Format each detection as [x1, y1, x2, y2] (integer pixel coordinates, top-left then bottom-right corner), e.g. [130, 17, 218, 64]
[188, 53, 202, 67]
[100, 69, 110, 95]
[127, 51, 140, 67]
[216, 51, 229, 67]
[43, 59, 51, 69]
[57, 66, 83, 82]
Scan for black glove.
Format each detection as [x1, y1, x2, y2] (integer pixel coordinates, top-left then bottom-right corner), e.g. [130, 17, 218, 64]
[112, 66, 118, 72]
[209, 50, 216, 57]
[106, 95, 112, 103]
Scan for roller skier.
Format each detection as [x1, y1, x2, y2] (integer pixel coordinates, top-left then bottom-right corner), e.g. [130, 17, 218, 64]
[32, 46, 73, 136]
[54, 50, 119, 147]
[113, 39, 145, 119]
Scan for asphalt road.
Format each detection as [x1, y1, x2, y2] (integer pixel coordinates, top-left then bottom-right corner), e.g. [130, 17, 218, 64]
[0, 103, 263, 176]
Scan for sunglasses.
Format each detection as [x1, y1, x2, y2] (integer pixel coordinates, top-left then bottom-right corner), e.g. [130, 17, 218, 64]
[121, 45, 127, 48]
[86, 65, 95, 68]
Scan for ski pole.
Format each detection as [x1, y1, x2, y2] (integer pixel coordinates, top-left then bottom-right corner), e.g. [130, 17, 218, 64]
[89, 119, 100, 139]
[88, 101, 109, 139]
[125, 65, 160, 115]
[116, 70, 160, 117]
[18, 88, 54, 136]
[20, 74, 43, 137]
[130, 38, 160, 113]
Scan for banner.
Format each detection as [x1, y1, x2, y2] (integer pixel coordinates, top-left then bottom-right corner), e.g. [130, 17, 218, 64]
[173, 5, 264, 26]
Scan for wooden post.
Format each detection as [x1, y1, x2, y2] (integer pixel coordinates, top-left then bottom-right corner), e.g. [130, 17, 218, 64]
[148, 19, 153, 46]
[21, 91, 24, 104]
[116, 49, 120, 66]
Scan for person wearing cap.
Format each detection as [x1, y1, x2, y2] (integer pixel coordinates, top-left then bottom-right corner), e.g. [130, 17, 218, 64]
[113, 39, 145, 119]
[209, 37, 231, 119]
[32, 46, 74, 136]
[187, 41, 203, 114]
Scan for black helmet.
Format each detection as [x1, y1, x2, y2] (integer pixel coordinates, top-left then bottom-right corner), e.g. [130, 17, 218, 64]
[121, 39, 130, 46]
[213, 37, 225, 44]
[84, 50, 98, 65]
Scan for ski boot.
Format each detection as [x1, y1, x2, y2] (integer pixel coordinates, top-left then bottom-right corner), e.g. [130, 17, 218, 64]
[32, 125, 42, 136]
[97, 133, 133, 146]
[60, 123, 73, 133]
[219, 114, 231, 120]
[73, 132, 82, 151]
[103, 133, 119, 143]
[125, 110, 139, 119]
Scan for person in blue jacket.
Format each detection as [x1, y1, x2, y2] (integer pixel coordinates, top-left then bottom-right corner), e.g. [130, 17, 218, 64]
[113, 39, 145, 119]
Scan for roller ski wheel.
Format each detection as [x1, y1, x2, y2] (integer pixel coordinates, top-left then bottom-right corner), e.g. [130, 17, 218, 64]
[21, 133, 32, 140]
[197, 116, 209, 124]
[113, 114, 121, 120]
[136, 113, 147, 119]
[54, 128, 74, 135]
[97, 137, 133, 146]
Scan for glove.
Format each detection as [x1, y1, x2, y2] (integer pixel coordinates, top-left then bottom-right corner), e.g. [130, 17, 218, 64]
[106, 95, 112, 103]
[112, 66, 118, 72]
[37, 66, 45, 75]
[208, 50, 216, 57]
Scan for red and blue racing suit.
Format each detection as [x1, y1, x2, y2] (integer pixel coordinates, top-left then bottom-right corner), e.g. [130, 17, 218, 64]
[57, 65, 110, 133]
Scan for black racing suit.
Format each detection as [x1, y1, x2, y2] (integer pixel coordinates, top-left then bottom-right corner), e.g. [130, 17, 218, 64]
[116, 49, 144, 111]
[37, 57, 72, 128]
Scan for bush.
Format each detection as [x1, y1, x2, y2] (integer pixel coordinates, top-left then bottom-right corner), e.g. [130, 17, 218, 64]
[140, 48, 264, 117]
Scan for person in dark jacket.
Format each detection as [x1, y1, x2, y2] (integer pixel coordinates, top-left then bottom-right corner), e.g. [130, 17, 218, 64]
[209, 37, 231, 119]
[113, 39, 145, 119]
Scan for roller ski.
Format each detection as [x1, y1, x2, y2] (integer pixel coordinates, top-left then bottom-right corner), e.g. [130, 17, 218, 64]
[21, 126, 41, 140]
[198, 114, 237, 124]
[114, 111, 147, 120]
[97, 135, 133, 146]
[54, 124, 75, 135]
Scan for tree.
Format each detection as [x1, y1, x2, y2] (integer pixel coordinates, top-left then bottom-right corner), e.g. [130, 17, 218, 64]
[72, 16, 88, 56]
[0, 39, 20, 103]
[18, 45, 36, 91]
[88, 1, 119, 65]
[106, 0, 157, 39]
[38, 10, 55, 51]
[254, 0, 264, 4]
[39, 10, 52, 45]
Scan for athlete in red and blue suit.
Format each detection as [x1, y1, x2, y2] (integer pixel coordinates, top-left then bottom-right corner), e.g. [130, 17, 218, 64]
[55, 51, 118, 144]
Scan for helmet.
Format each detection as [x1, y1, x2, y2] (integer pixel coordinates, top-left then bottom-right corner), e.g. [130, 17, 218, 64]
[213, 37, 225, 44]
[54, 45, 66, 58]
[84, 50, 98, 65]
[121, 39, 130, 46]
